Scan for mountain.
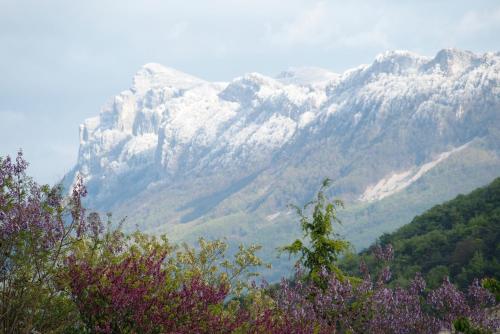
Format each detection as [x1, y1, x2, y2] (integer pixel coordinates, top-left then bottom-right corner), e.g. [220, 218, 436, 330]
[64, 49, 500, 279]
[341, 177, 500, 289]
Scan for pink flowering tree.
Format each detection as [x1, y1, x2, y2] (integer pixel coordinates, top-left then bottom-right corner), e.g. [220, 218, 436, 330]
[65, 223, 269, 333]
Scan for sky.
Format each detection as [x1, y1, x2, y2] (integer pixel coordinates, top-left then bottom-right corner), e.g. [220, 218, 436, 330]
[1, 0, 499, 184]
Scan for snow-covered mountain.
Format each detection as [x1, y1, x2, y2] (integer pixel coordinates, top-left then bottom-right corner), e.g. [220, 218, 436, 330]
[66, 49, 500, 277]
[75, 63, 332, 187]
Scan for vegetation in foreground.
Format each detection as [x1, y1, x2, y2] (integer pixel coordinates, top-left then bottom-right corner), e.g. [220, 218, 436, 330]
[0, 152, 498, 333]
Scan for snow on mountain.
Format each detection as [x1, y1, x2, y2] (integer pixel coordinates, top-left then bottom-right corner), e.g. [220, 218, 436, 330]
[132, 63, 205, 94]
[275, 66, 340, 86]
[75, 64, 329, 185]
[69, 49, 500, 228]
[63, 48, 500, 282]
[359, 141, 471, 202]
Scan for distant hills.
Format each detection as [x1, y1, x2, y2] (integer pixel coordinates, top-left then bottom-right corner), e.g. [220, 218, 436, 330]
[64, 48, 500, 279]
[342, 177, 500, 289]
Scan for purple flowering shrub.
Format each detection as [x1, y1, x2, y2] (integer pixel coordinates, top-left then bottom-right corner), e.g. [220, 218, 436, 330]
[0, 151, 92, 332]
[265, 244, 499, 333]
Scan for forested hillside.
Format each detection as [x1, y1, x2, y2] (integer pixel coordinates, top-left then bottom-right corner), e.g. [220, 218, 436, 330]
[342, 177, 500, 289]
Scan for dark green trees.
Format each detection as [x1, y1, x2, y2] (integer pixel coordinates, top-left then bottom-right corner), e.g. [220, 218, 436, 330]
[341, 177, 500, 289]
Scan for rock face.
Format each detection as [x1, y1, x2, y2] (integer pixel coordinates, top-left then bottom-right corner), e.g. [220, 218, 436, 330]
[66, 49, 500, 276]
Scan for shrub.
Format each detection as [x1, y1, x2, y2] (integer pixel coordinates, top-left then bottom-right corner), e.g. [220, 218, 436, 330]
[267, 257, 498, 333]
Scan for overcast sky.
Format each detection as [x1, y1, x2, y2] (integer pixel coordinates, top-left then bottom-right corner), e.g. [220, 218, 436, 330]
[1, 0, 499, 184]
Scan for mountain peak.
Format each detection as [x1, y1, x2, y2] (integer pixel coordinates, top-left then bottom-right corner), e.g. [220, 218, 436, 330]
[276, 67, 339, 86]
[141, 62, 172, 73]
[423, 48, 477, 74]
[374, 50, 424, 62]
[369, 50, 428, 75]
[219, 72, 279, 103]
[132, 63, 205, 94]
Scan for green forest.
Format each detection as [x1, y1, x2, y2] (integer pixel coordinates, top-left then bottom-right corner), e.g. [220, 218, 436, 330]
[342, 177, 500, 290]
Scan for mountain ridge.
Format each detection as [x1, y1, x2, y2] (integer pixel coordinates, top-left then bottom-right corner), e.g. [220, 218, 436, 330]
[64, 48, 500, 279]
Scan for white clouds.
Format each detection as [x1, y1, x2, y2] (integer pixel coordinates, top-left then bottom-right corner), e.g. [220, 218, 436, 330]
[268, 1, 331, 46]
[457, 7, 500, 34]
[166, 21, 189, 41]
[339, 30, 390, 49]
[0, 110, 26, 124]
[265, 1, 392, 49]
[264, 1, 499, 53]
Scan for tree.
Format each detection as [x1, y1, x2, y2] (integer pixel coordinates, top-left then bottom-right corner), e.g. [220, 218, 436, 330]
[281, 178, 350, 284]
[0, 151, 90, 332]
[66, 230, 272, 333]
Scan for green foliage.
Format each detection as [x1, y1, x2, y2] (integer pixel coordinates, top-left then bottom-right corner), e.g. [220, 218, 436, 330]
[482, 278, 500, 303]
[454, 317, 493, 334]
[0, 153, 82, 333]
[176, 238, 270, 296]
[341, 177, 500, 289]
[281, 178, 350, 284]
